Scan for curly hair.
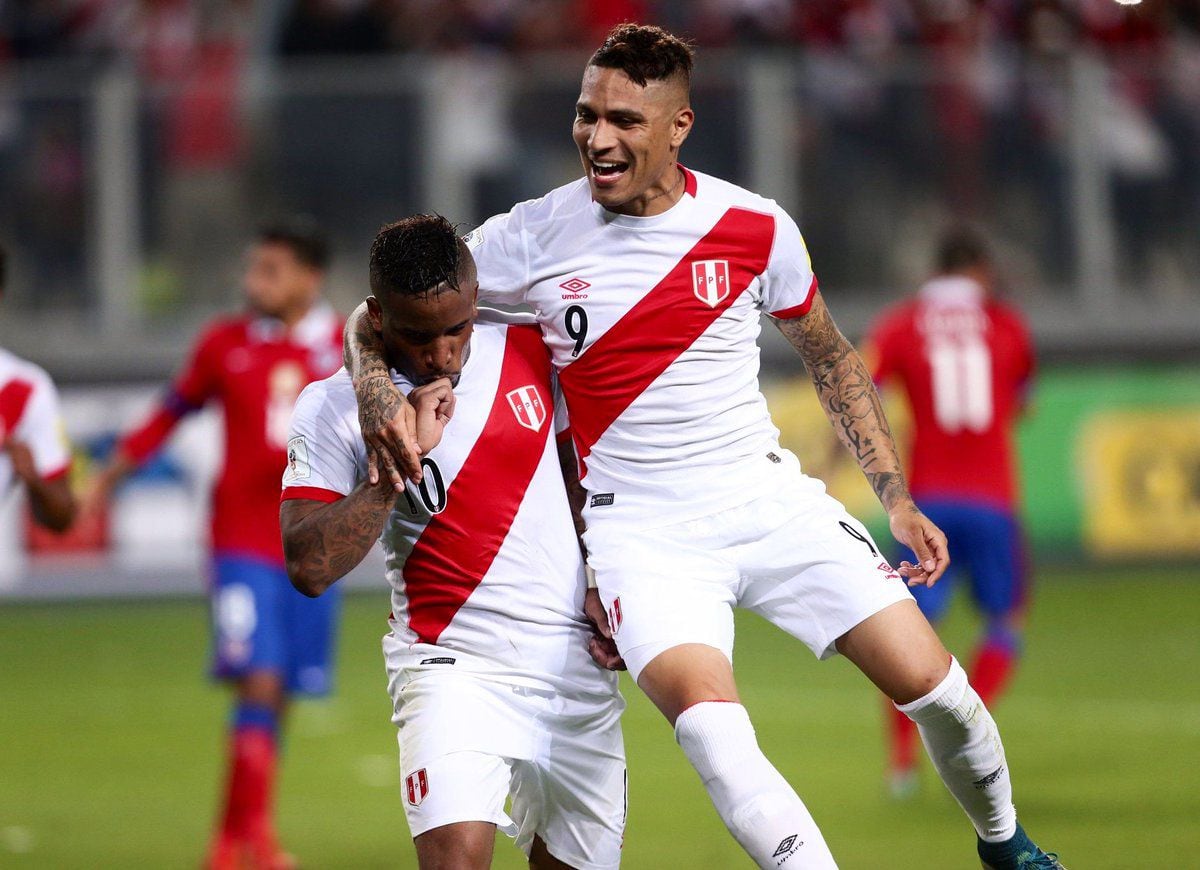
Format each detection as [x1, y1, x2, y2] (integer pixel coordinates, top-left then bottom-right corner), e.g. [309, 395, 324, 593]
[588, 23, 694, 88]
[369, 214, 467, 299]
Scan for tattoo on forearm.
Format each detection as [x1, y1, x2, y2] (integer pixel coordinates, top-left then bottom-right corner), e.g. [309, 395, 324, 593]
[283, 485, 395, 591]
[343, 302, 390, 378]
[775, 294, 911, 511]
[357, 375, 405, 443]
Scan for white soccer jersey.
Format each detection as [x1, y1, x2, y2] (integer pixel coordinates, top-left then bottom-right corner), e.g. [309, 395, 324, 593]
[282, 312, 614, 697]
[0, 348, 71, 495]
[465, 165, 818, 525]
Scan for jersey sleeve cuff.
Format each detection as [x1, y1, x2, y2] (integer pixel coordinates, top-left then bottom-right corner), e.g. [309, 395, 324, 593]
[770, 275, 819, 319]
[281, 486, 345, 504]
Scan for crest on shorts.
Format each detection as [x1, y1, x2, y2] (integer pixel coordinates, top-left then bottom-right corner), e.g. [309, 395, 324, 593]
[608, 596, 624, 634]
[506, 385, 546, 432]
[405, 769, 429, 806]
[692, 260, 730, 308]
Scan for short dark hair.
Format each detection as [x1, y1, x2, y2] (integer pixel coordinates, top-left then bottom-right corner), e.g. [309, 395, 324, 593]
[588, 23, 694, 88]
[935, 226, 991, 273]
[370, 214, 468, 300]
[257, 216, 330, 271]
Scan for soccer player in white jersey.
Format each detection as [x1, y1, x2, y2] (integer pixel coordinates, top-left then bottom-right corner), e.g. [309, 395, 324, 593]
[343, 26, 1064, 870]
[279, 215, 626, 870]
[0, 244, 76, 532]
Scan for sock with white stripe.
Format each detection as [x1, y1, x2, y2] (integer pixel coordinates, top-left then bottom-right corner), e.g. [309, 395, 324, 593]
[675, 701, 837, 869]
[896, 657, 1018, 842]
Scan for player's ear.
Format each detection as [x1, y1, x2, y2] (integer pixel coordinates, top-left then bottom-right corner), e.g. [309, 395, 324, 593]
[671, 106, 694, 149]
[365, 295, 384, 331]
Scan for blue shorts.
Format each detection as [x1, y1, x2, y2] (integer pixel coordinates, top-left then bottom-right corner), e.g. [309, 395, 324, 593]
[209, 553, 340, 696]
[896, 500, 1028, 624]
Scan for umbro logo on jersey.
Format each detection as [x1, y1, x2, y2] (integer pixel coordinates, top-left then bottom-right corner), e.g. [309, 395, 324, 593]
[692, 259, 730, 307]
[590, 493, 615, 507]
[405, 769, 429, 806]
[420, 657, 456, 665]
[505, 385, 547, 432]
[559, 277, 591, 299]
[877, 561, 901, 581]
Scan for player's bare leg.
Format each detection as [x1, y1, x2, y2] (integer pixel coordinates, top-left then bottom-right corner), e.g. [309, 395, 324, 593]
[888, 606, 1026, 798]
[838, 601, 1062, 868]
[529, 834, 575, 869]
[208, 670, 294, 870]
[636, 643, 740, 723]
[414, 821, 495, 870]
[637, 644, 837, 869]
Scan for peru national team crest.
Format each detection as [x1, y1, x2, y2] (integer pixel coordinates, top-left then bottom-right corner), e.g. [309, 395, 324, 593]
[506, 385, 546, 432]
[405, 769, 429, 806]
[692, 259, 730, 308]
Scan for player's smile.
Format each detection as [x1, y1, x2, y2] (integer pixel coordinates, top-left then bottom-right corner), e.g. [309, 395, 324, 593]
[588, 157, 630, 188]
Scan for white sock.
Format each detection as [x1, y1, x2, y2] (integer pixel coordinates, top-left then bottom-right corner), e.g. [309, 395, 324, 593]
[675, 701, 837, 869]
[896, 657, 1018, 842]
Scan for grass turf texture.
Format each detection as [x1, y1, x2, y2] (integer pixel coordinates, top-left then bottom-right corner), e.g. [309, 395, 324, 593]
[1, 565, 1197, 868]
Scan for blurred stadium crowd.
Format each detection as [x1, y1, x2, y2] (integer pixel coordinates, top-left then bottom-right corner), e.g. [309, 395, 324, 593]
[0, 0, 1196, 351]
[2, 0, 1199, 56]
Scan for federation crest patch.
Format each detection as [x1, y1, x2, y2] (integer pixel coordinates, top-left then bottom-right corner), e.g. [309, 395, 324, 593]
[506, 385, 546, 432]
[405, 769, 429, 806]
[692, 259, 730, 307]
[283, 435, 310, 483]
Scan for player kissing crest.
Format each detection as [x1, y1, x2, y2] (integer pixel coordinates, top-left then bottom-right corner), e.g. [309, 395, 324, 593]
[692, 259, 730, 307]
[505, 385, 546, 432]
[405, 769, 428, 806]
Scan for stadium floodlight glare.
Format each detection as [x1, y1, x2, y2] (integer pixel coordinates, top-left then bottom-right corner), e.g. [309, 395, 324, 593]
[1113, 0, 1142, 5]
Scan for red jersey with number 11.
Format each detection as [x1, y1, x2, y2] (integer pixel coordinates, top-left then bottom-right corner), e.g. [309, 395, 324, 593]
[866, 277, 1035, 510]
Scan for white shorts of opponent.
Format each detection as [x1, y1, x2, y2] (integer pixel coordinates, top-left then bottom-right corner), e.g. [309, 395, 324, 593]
[383, 645, 627, 870]
[585, 449, 916, 681]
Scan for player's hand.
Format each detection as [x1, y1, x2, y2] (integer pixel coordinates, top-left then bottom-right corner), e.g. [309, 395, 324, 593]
[407, 378, 456, 456]
[888, 500, 949, 587]
[584, 587, 626, 671]
[354, 374, 424, 490]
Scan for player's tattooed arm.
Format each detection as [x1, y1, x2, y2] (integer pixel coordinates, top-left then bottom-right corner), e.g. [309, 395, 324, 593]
[280, 484, 395, 597]
[775, 291, 908, 508]
[774, 291, 950, 585]
[344, 301, 425, 488]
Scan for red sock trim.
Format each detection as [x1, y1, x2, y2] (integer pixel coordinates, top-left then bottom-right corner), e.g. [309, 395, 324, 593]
[675, 698, 741, 719]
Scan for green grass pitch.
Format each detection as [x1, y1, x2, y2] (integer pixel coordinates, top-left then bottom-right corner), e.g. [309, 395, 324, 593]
[2, 565, 1197, 868]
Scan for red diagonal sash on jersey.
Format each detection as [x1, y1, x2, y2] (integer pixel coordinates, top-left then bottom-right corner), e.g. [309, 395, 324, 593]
[403, 325, 552, 644]
[559, 207, 775, 464]
[0, 379, 34, 442]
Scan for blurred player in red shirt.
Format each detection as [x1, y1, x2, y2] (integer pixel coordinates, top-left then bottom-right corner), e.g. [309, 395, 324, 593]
[1, 243, 77, 532]
[865, 227, 1036, 797]
[87, 219, 344, 869]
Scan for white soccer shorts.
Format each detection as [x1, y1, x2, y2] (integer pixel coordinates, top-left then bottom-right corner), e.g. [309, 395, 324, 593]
[382, 653, 627, 870]
[585, 451, 915, 681]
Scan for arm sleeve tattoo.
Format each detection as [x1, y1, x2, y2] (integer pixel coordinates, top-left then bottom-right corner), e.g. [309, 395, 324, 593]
[281, 483, 396, 596]
[774, 292, 913, 513]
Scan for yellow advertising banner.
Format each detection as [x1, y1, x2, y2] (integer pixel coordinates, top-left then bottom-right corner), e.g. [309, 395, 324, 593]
[1080, 411, 1200, 557]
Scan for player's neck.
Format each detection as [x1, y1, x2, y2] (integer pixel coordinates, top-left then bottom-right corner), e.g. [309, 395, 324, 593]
[612, 164, 685, 218]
